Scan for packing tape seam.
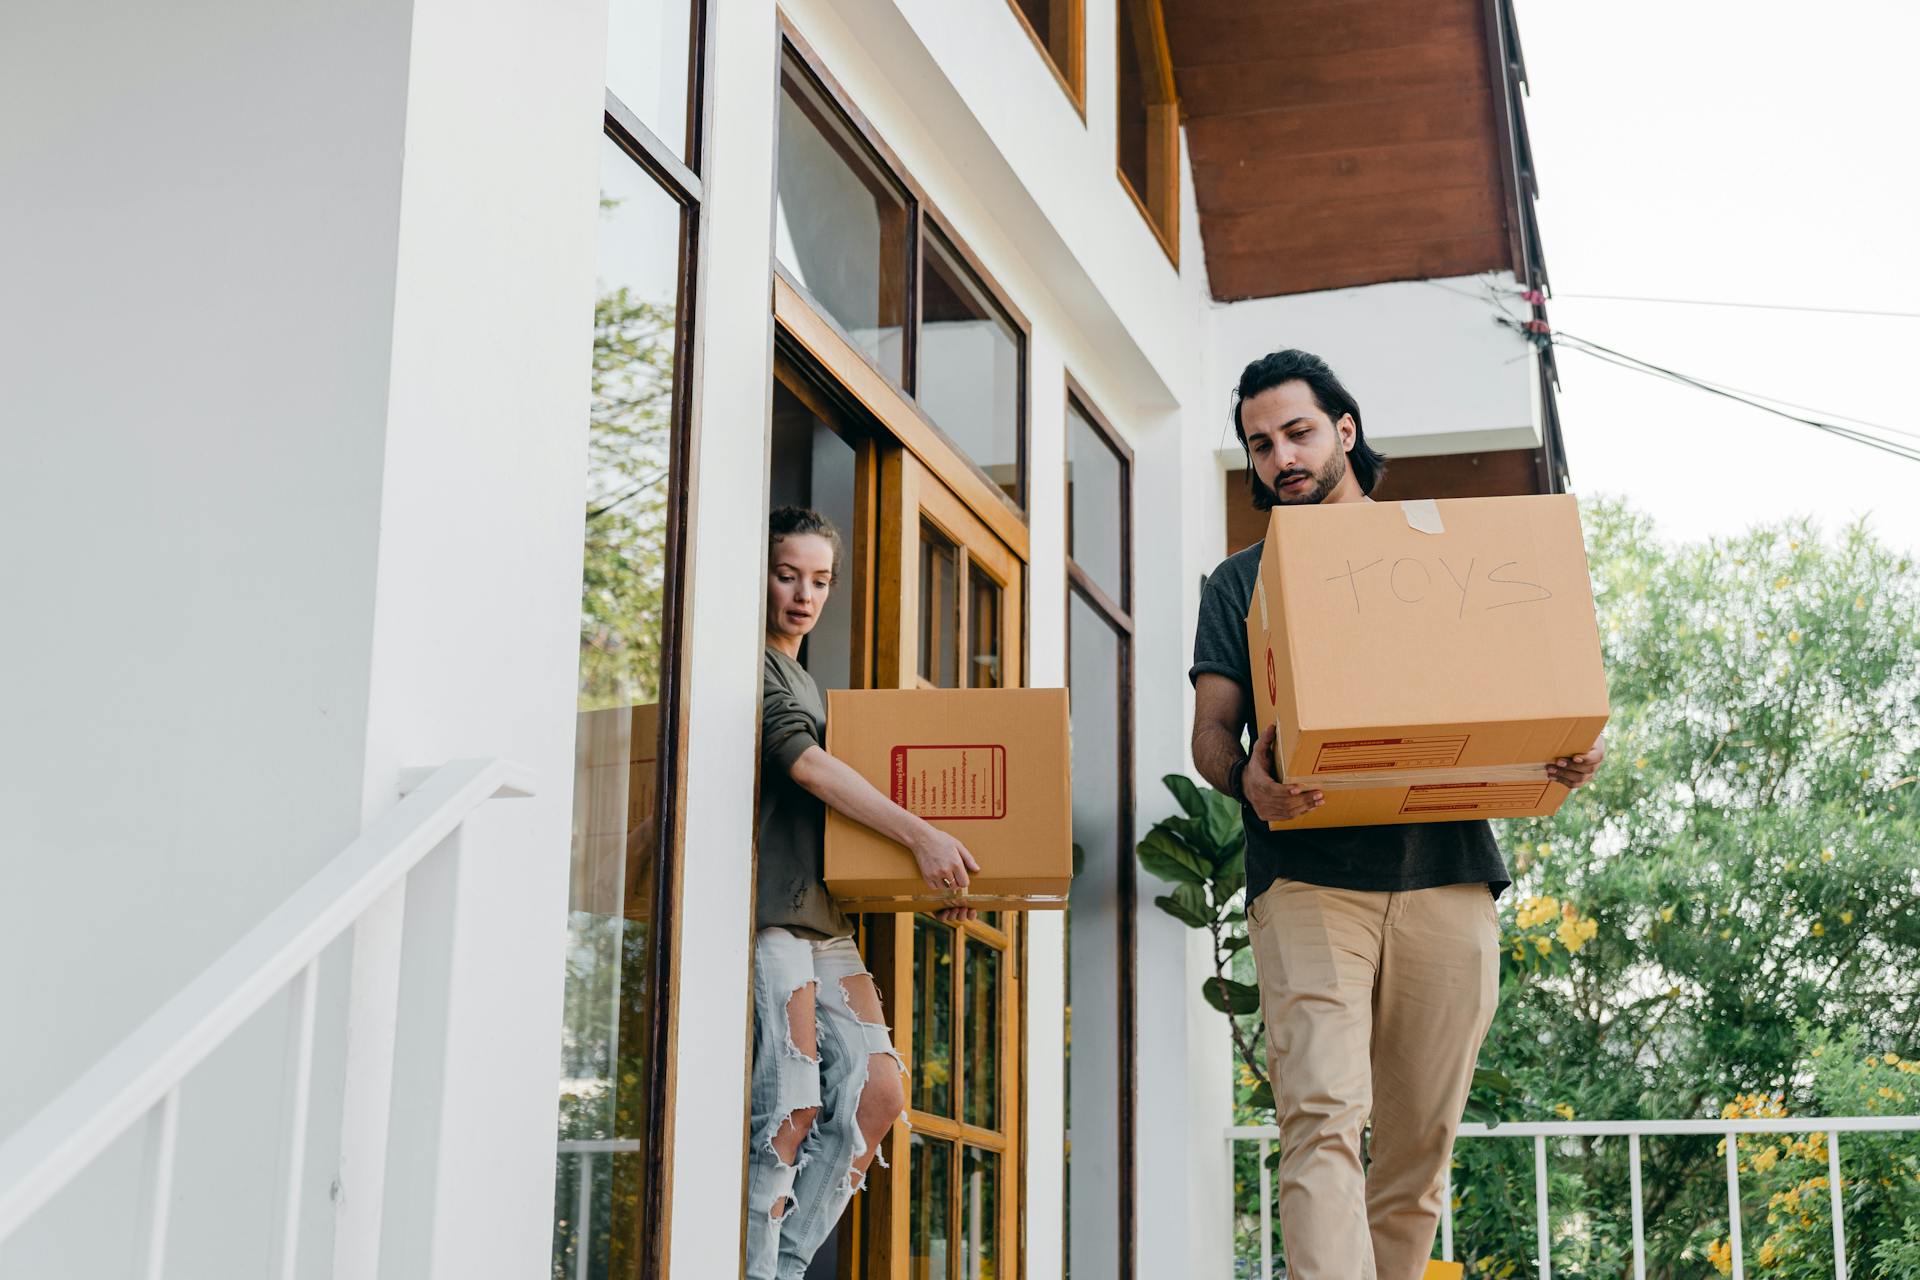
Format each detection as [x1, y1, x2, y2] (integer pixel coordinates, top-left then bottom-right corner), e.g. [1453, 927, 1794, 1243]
[1290, 762, 1552, 790]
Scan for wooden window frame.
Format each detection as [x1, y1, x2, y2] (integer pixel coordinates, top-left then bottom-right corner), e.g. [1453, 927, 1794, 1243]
[775, 17, 1033, 517]
[1115, 0, 1179, 267]
[1061, 377, 1137, 1280]
[1002, 0, 1087, 117]
[585, 4, 708, 1279]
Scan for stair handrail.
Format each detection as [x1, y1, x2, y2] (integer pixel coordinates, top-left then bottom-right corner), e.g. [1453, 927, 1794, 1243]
[0, 756, 535, 1243]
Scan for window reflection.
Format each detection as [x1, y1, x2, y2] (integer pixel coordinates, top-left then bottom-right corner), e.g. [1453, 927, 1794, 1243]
[1067, 398, 1126, 608]
[1066, 590, 1125, 1280]
[605, 0, 696, 164]
[913, 916, 955, 1116]
[918, 229, 1023, 506]
[775, 55, 911, 382]
[1117, 0, 1177, 252]
[919, 524, 960, 688]
[968, 565, 1003, 689]
[960, 1146, 1000, 1280]
[963, 942, 1000, 1128]
[552, 135, 683, 1280]
[910, 1134, 954, 1278]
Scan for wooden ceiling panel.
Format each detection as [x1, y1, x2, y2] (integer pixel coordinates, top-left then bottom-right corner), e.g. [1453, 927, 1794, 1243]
[1165, 0, 1482, 69]
[1205, 232, 1510, 300]
[1190, 138, 1494, 215]
[1204, 184, 1504, 259]
[1175, 34, 1486, 120]
[1165, 0, 1521, 299]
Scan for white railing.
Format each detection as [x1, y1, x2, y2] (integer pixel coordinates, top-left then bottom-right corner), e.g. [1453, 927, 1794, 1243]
[1228, 1114, 1920, 1280]
[0, 757, 534, 1277]
[554, 1138, 642, 1280]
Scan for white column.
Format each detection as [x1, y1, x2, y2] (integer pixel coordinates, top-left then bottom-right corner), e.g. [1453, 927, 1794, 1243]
[354, 0, 608, 1274]
[662, 0, 783, 1274]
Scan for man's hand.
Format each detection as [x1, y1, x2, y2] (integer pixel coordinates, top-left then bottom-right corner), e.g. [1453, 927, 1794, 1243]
[1244, 725, 1323, 823]
[911, 828, 981, 897]
[1547, 735, 1606, 789]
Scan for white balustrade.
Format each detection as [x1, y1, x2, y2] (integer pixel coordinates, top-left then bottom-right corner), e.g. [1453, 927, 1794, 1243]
[0, 758, 533, 1276]
[1228, 1114, 1920, 1279]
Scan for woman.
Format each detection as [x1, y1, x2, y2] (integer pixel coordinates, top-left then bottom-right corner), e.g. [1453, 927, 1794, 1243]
[749, 506, 979, 1279]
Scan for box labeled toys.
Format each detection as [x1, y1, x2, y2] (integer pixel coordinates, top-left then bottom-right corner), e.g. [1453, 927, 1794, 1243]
[1243, 494, 1609, 830]
[823, 687, 1071, 910]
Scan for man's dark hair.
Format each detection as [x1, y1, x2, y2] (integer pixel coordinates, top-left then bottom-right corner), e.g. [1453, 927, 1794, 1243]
[769, 505, 843, 579]
[1231, 349, 1387, 507]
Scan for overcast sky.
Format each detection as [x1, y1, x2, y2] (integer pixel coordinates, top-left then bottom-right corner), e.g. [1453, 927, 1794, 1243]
[1514, 0, 1920, 557]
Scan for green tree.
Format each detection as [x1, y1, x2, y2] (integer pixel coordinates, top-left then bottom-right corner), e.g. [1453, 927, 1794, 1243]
[578, 284, 674, 711]
[1146, 501, 1920, 1277]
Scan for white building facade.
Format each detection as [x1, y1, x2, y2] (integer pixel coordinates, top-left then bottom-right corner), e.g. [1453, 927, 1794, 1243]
[0, 0, 1558, 1277]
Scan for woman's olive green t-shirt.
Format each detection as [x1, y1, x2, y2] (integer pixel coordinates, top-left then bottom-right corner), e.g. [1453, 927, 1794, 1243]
[758, 646, 853, 939]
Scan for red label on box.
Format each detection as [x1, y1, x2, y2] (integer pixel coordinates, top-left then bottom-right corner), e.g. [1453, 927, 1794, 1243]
[1398, 781, 1550, 815]
[890, 745, 1007, 820]
[1314, 734, 1470, 773]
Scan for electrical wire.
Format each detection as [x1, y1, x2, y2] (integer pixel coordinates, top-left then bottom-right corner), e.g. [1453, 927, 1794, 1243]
[1551, 292, 1920, 322]
[1496, 316, 1920, 465]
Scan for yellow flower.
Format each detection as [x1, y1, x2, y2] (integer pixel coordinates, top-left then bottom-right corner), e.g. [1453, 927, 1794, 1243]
[1757, 1240, 1778, 1266]
[1812, 1045, 1824, 1059]
[1880, 1086, 1897, 1100]
[1534, 937, 1553, 956]
[1554, 1103, 1575, 1120]
[1788, 630, 1802, 645]
[1811, 921, 1826, 937]
[1511, 945, 1525, 962]
[1720, 928, 1734, 940]
[1752, 1146, 1779, 1173]
[1884, 1053, 1901, 1065]
[1634, 756, 1647, 770]
[1855, 595, 1867, 610]
[1659, 905, 1675, 922]
[1708, 1238, 1733, 1275]
[1841, 910, 1855, 925]
[1821, 847, 1836, 862]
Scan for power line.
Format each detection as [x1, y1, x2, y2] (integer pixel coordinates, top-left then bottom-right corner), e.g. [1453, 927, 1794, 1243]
[1497, 316, 1920, 465]
[1552, 292, 1920, 322]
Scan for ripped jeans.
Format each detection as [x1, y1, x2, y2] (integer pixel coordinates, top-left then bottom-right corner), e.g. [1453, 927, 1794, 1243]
[747, 927, 906, 1280]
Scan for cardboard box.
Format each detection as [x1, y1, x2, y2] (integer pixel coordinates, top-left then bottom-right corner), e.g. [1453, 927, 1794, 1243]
[569, 702, 660, 918]
[1243, 495, 1609, 829]
[823, 688, 1071, 910]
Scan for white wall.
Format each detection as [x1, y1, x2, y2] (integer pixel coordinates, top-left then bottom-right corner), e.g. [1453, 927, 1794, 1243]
[1205, 271, 1542, 460]
[0, 0, 607, 1274]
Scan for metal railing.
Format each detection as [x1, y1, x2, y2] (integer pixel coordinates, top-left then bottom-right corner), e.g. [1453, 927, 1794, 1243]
[1228, 1114, 1920, 1280]
[0, 758, 534, 1277]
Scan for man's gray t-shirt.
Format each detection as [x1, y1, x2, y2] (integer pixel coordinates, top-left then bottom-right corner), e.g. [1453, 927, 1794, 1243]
[1190, 542, 1510, 904]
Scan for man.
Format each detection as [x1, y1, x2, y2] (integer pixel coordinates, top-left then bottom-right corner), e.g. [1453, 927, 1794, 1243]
[1189, 350, 1602, 1279]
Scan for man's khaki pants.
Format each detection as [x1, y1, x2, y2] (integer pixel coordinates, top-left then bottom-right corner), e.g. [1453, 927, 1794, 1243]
[1248, 878, 1500, 1280]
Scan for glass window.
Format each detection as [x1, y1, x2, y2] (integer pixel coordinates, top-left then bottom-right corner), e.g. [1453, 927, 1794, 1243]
[605, 0, 695, 164]
[920, 523, 960, 688]
[910, 1134, 955, 1275]
[768, 376, 858, 690]
[553, 134, 686, 1278]
[1066, 397, 1126, 608]
[775, 55, 912, 383]
[1067, 590, 1127, 1280]
[913, 917, 956, 1116]
[960, 1146, 1001, 1280]
[1008, 0, 1080, 99]
[968, 563, 1004, 689]
[918, 229, 1024, 506]
[1117, 0, 1177, 255]
[963, 942, 1000, 1128]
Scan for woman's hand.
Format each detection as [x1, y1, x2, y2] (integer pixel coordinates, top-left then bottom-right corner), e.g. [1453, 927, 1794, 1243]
[910, 827, 981, 898]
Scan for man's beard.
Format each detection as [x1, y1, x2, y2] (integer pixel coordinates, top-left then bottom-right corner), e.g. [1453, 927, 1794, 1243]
[1261, 448, 1348, 507]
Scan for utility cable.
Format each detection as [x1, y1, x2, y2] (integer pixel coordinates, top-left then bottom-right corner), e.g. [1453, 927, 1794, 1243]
[1550, 292, 1920, 322]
